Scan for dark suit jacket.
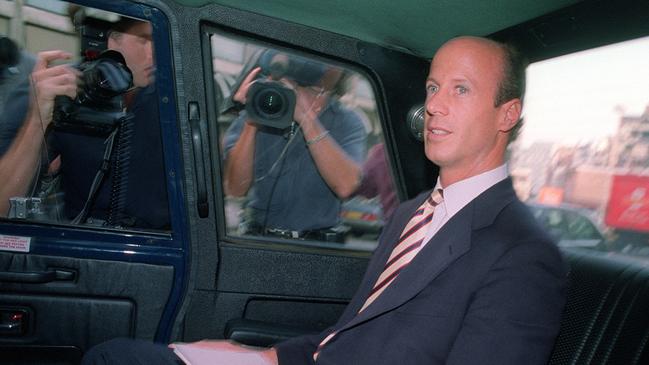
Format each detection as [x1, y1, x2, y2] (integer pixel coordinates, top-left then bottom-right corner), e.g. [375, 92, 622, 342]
[276, 178, 568, 364]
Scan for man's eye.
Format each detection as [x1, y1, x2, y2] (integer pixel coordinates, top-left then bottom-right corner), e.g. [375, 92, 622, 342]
[456, 86, 468, 94]
[426, 84, 438, 94]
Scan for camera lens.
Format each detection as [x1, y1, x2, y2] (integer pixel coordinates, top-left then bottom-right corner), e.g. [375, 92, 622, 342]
[256, 89, 286, 118]
[246, 79, 296, 129]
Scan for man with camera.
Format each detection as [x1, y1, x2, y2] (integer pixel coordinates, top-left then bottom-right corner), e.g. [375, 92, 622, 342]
[223, 51, 367, 242]
[47, 16, 169, 229]
[0, 16, 170, 229]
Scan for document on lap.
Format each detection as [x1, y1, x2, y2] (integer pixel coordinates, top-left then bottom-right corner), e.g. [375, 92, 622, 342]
[172, 343, 268, 365]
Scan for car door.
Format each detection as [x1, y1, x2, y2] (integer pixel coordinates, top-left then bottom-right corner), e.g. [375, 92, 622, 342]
[0, 1, 187, 364]
[167, 2, 432, 345]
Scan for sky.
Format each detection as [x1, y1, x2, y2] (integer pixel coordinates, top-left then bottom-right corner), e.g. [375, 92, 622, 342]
[521, 36, 649, 148]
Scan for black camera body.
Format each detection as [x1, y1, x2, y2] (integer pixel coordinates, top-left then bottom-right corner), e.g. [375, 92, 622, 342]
[245, 79, 296, 130]
[53, 50, 133, 135]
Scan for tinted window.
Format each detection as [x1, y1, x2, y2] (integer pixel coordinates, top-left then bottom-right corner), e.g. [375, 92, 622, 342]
[0, 1, 170, 232]
[511, 36, 649, 257]
[210, 33, 396, 250]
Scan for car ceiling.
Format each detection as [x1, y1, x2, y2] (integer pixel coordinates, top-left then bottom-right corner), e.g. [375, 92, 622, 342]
[171, 0, 583, 58]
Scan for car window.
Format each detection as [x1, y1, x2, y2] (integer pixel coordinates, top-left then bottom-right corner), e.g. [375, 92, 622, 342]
[210, 33, 396, 250]
[511, 35, 649, 257]
[0, 1, 171, 233]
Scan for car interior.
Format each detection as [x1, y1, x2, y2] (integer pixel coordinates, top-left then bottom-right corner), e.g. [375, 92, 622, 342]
[1, 0, 649, 364]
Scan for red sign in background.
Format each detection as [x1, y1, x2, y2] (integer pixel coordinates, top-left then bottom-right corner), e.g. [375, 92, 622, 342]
[605, 175, 649, 232]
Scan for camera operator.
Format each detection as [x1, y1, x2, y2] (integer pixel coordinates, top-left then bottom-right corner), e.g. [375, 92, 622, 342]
[1, 15, 169, 229]
[47, 16, 169, 229]
[223, 51, 367, 241]
[43, 18, 169, 229]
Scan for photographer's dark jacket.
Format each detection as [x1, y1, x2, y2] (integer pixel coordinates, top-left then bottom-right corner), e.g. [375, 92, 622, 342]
[50, 85, 170, 229]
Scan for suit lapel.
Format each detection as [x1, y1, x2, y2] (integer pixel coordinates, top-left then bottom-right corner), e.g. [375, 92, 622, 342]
[348, 192, 431, 310]
[341, 207, 473, 330]
[338, 178, 517, 332]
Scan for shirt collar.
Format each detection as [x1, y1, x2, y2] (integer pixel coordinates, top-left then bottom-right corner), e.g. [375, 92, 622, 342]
[434, 164, 509, 219]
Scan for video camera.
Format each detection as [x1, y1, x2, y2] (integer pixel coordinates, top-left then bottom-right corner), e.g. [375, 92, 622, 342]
[52, 17, 133, 135]
[245, 79, 296, 130]
[245, 51, 328, 130]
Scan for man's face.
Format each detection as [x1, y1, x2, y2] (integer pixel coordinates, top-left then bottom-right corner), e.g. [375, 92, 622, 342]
[424, 37, 517, 185]
[108, 22, 154, 88]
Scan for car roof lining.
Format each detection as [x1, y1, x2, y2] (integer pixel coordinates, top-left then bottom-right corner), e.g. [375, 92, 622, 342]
[170, 0, 583, 58]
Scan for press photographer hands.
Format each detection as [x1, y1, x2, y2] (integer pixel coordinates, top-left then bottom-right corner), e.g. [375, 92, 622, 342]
[233, 66, 262, 105]
[28, 50, 80, 129]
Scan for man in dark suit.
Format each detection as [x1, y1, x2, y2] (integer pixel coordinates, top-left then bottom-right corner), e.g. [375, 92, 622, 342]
[82, 36, 568, 365]
[273, 35, 567, 365]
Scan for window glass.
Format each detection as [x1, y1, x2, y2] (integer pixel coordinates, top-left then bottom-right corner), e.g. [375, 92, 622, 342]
[0, 1, 170, 232]
[211, 34, 396, 250]
[511, 36, 649, 257]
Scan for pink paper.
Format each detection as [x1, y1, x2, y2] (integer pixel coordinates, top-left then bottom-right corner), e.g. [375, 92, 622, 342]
[172, 343, 268, 365]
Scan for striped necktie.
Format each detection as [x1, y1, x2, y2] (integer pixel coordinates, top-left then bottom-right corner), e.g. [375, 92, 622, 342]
[313, 189, 444, 360]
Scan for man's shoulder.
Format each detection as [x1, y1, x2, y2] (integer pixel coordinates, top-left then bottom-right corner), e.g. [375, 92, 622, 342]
[486, 197, 560, 254]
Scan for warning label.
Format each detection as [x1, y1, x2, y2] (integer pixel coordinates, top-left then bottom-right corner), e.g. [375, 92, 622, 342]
[0, 234, 31, 253]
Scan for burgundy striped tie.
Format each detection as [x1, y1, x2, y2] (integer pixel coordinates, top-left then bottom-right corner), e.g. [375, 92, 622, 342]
[313, 189, 444, 360]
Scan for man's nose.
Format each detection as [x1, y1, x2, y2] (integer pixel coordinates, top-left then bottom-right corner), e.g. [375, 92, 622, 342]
[425, 91, 448, 116]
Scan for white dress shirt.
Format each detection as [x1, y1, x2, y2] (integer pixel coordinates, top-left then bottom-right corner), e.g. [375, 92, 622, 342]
[423, 164, 509, 244]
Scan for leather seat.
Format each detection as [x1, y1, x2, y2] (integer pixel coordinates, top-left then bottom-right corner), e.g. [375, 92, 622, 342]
[550, 249, 649, 364]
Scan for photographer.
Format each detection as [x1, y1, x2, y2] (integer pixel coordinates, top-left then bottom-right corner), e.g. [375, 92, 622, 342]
[1, 16, 169, 229]
[223, 51, 367, 240]
[47, 16, 169, 229]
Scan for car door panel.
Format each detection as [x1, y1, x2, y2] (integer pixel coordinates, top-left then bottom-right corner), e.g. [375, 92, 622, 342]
[0, 250, 176, 362]
[182, 244, 368, 342]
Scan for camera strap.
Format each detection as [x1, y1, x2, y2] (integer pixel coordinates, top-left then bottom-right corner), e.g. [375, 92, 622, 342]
[71, 127, 119, 225]
[107, 114, 134, 226]
[255, 122, 301, 184]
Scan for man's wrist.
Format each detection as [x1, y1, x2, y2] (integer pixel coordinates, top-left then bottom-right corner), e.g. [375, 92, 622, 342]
[306, 129, 330, 146]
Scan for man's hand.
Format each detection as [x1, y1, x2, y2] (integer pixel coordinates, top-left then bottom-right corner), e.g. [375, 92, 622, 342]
[287, 82, 327, 131]
[28, 50, 79, 129]
[233, 66, 262, 104]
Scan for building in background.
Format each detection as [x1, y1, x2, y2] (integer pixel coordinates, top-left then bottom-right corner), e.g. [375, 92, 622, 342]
[0, 0, 77, 56]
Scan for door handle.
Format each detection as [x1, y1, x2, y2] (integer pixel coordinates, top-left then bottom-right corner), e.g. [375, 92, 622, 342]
[189, 102, 209, 218]
[0, 269, 74, 283]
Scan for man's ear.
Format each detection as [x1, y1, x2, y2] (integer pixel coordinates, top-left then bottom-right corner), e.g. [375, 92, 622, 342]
[499, 98, 522, 132]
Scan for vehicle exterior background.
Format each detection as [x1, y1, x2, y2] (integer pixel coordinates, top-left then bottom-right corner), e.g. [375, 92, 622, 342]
[1, 0, 649, 364]
[527, 202, 607, 249]
[340, 197, 384, 239]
